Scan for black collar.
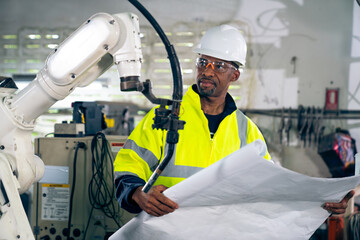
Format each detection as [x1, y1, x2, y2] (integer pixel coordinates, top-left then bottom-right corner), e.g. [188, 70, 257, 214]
[192, 84, 237, 120]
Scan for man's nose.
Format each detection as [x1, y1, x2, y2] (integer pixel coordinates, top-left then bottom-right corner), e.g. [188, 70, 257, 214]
[202, 63, 215, 75]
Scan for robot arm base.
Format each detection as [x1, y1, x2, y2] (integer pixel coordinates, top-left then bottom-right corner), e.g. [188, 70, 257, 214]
[0, 154, 34, 240]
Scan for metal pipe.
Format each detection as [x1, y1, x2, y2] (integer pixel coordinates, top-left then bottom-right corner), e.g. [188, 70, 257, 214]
[242, 108, 360, 119]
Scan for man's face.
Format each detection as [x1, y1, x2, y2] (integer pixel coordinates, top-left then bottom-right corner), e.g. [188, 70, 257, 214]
[196, 54, 240, 98]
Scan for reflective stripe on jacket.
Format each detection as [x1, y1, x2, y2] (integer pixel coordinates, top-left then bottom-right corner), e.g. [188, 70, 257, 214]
[114, 86, 271, 188]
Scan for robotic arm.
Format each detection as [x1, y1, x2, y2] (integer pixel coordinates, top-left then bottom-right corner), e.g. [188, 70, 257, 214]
[0, 12, 142, 240]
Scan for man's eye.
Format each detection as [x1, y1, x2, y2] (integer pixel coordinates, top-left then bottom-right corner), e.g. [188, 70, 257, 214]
[215, 64, 225, 70]
[199, 60, 208, 67]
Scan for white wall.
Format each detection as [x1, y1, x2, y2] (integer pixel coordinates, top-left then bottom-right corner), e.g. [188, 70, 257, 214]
[233, 0, 355, 109]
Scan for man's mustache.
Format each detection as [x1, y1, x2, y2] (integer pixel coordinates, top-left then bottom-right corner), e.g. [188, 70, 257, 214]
[198, 77, 216, 86]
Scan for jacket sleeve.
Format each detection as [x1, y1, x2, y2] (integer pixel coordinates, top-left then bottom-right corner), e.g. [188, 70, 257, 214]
[114, 174, 145, 214]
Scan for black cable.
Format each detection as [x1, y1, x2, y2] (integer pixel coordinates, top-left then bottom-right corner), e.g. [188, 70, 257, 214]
[128, 0, 185, 192]
[84, 132, 122, 238]
[82, 207, 94, 240]
[67, 141, 85, 240]
[92, 132, 121, 223]
[142, 143, 175, 193]
[348, 213, 360, 240]
[128, 0, 183, 101]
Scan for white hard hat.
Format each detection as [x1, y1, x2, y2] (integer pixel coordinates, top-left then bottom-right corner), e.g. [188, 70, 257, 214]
[193, 24, 247, 68]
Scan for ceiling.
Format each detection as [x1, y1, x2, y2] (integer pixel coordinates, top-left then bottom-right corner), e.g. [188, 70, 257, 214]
[0, 0, 241, 32]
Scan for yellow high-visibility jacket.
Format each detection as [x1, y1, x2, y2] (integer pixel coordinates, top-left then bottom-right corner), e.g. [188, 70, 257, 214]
[114, 85, 271, 189]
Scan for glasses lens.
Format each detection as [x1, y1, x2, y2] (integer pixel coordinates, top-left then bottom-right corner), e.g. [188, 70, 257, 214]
[196, 58, 208, 68]
[196, 58, 234, 73]
[213, 62, 227, 73]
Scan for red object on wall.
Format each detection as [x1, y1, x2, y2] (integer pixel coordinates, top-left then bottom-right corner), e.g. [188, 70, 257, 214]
[328, 216, 344, 240]
[325, 88, 339, 110]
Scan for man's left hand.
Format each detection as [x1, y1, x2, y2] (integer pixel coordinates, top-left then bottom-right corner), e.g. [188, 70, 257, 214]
[322, 190, 355, 214]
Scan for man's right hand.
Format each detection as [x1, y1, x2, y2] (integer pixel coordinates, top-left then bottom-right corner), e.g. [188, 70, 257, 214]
[132, 185, 178, 217]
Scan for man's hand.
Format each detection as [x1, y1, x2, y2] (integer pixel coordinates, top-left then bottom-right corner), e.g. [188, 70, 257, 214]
[322, 190, 355, 214]
[132, 185, 178, 217]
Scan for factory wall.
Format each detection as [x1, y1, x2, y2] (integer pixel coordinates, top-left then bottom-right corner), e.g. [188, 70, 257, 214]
[0, 0, 358, 109]
[0, 0, 359, 175]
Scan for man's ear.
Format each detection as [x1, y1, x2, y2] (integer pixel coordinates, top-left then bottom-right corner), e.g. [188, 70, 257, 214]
[231, 69, 240, 82]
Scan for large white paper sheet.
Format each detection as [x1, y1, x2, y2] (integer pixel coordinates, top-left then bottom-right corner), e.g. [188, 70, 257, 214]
[110, 140, 360, 240]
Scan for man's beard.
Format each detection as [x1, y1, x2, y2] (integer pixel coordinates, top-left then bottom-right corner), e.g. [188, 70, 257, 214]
[197, 79, 216, 97]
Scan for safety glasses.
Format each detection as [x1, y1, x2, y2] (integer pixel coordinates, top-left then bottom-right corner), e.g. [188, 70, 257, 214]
[196, 57, 238, 73]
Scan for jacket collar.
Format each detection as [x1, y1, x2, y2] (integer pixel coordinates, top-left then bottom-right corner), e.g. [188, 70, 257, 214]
[183, 84, 237, 117]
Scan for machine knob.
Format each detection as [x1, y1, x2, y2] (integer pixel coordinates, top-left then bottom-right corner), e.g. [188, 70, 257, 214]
[49, 227, 56, 235]
[73, 228, 81, 237]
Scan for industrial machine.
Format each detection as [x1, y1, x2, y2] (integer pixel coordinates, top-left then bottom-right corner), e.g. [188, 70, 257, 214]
[0, 11, 143, 239]
[0, 0, 184, 239]
[32, 135, 134, 240]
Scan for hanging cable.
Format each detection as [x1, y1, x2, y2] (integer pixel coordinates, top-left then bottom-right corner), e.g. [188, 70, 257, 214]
[128, 0, 186, 192]
[83, 207, 94, 240]
[348, 213, 360, 240]
[84, 132, 122, 238]
[67, 141, 85, 240]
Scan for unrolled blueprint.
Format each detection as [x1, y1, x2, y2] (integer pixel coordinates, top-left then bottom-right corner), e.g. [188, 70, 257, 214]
[110, 140, 360, 240]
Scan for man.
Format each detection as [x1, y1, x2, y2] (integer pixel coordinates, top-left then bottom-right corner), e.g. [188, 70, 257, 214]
[114, 25, 353, 217]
